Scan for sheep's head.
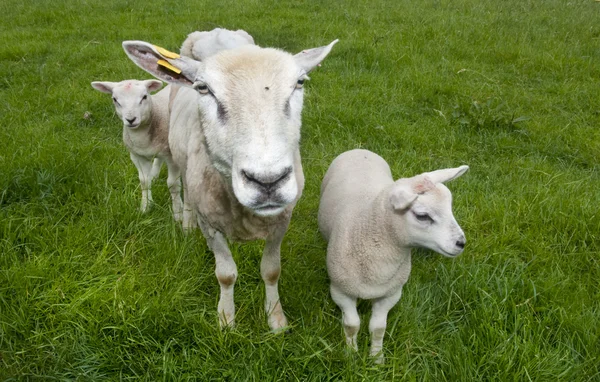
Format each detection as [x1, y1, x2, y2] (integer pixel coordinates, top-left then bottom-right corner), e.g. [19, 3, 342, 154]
[389, 165, 469, 257]
[91, 80, 163, 128]
[122, 39, 337, 216]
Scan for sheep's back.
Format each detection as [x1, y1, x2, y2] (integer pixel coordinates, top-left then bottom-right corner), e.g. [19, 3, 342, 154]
[318, 149, 393, 241]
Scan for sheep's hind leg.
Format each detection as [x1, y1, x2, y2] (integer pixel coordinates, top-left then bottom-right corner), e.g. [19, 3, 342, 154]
[165, 159, 183, 222]
[129, 152, 154, 212]
[199, 221, 237, 328]
[181, 173, 197, 232]
[330, 284, 360, 350]
[369, 288, 403, 364]
[262, 226, 289, 332]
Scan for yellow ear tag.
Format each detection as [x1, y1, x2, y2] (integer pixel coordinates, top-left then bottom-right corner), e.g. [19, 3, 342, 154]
[157, 59, 182, 74]
[153, 45, 180, 59]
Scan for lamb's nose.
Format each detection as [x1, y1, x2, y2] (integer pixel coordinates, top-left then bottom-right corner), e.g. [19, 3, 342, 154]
[242, 167, 292, 192]
[126, 117, 137, 125]
[455, 239, 466, 249]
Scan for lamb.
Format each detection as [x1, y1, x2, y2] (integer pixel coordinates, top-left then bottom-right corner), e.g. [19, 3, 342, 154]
[180, 28, 255, 60]
[90, 80, 184, 220]
[318, 149, 468, 362]
[121, 38, 337, 331]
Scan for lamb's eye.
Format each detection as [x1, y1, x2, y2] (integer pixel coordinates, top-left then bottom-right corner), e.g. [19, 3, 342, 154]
[196, 84, 210, 95]
[112, 97, 120, 106]
[414, 212, 434, 223]
[295, 79, 305, 89]
[140, 95, 147, 104]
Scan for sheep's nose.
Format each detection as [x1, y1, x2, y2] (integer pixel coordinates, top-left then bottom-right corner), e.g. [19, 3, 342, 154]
[455, 239, 466, 249]
[242, 167, 292, 192]
[126, 117, 137, 125]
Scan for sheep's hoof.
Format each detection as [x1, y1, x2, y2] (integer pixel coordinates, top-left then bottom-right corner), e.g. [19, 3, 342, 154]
[218, 312, 235, 329]
[173, 212, 183, 222]
[268, 312, 289, 333]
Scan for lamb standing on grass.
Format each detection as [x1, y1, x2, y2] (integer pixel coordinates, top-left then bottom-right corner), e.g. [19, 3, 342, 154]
[318, 149, 468, 362]
[91, 80, 184, 220]
[122, 38, 337, 331]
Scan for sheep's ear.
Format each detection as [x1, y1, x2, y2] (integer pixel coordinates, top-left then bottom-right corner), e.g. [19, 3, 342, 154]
[424, 165, 469, 184]
[91, 81, 116, 94]
[389, 185, 418, 211]
[122, 41, 203, 87]
[293, 39, 338, 74]
[143, 79, 164, 93]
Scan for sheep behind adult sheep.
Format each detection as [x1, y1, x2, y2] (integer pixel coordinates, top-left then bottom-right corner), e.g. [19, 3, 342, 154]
[122, 38, 338, 331]
[319, 149, 468, 363]
[91, 80, 184, 220]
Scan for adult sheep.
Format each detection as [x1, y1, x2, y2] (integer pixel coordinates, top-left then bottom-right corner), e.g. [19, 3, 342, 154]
[122, 38, 337, 331]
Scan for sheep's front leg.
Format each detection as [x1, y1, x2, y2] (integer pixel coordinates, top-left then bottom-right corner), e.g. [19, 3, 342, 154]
[164, 159, 183, 222]
[129, 152, 154, 212]
[262, 226, 289, 332]
[369, 288, 403, 364]
[330, 284, 360, 350]
[200, 224, 237, 328]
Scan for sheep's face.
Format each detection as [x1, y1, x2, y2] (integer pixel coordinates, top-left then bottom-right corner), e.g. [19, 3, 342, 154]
[192, 47, 305, 216]
[123, 40, 337, 216]
[390, 166, 469, 257]
[91, 80, 163, 129]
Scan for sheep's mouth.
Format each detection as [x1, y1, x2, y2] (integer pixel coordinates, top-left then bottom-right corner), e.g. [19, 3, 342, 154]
[253, 203, 285, 217]
[127, 122, 140, 128]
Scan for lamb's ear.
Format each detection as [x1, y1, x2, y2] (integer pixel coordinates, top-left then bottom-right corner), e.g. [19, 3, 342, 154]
[91, 81, 116, 94]
[294, 39, 338, 73]
[424, 165, 469, 184]
[122, 41, 203, 87]
[389, 185, 418, 211]
[143, 79, 164, 93]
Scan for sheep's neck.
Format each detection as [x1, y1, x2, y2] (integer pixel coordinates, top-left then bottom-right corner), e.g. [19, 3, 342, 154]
[352, 188, 412, 267]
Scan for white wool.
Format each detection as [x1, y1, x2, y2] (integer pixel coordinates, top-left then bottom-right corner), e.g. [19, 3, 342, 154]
[318, 149, 468, 363]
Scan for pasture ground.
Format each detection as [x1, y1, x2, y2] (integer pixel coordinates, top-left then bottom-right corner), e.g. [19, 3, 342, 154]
[1, 0, 599, 380]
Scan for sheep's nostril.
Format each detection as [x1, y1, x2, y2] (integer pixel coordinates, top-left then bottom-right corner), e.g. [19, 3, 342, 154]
[126, 117, 137, 124]
[455, 240, 465, 249]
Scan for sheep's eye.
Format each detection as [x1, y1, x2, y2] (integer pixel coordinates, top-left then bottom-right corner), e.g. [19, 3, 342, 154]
[414, 212, 434, 223]
[139, 95, 147, 104]
[196, 84, 210, 95]
[112, 97, 120, 106]
[295, 79, 305, 89]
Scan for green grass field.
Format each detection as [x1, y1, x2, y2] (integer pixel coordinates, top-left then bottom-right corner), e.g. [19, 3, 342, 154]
[1, 0, 599, 380]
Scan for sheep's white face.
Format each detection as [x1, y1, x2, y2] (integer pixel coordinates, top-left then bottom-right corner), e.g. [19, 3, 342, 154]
[192, 47, 305, 216]
[91, 80, 163, 128]
[122, 40, 337, 216]
[389, 166, 468, 257]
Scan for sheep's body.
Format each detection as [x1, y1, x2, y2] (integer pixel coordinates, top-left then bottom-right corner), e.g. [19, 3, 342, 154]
[180, 28, 255, 60]
[123, 38, 337, 331]
[319, 149, 468, 362]
[91, 80, 183, 219]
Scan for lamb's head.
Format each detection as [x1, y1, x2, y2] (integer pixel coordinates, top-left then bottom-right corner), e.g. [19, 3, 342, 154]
[389, 165, 469, 257]
[122, 39, 337, 216]
[91, 80, 163, 128]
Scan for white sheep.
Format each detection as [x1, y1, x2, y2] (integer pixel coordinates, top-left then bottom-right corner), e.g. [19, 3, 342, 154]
[122, 38, 337, 331]
[180, 28, 255, 60]
[318, 149, 468, 363]
[90, 80, 184, 220]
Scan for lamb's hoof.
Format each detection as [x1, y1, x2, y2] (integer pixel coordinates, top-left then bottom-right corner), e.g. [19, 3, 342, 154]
[218, 312, 235, 329]
[173, 212, 183, 222]
[371, 352, 385, 365]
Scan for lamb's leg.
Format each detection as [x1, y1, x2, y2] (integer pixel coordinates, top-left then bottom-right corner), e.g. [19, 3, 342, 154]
[181, 173, 196, 232]
[262, 225, 289, 332]
[129, 152, 154, 212]
[199, 221, 237, 328]
[165, 159, 183, 222]
[330, 284, 360, 350]
[369, 288, 403, 364]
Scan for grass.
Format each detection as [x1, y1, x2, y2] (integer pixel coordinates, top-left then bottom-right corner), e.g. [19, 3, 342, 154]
[1, 0, 599, 380]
